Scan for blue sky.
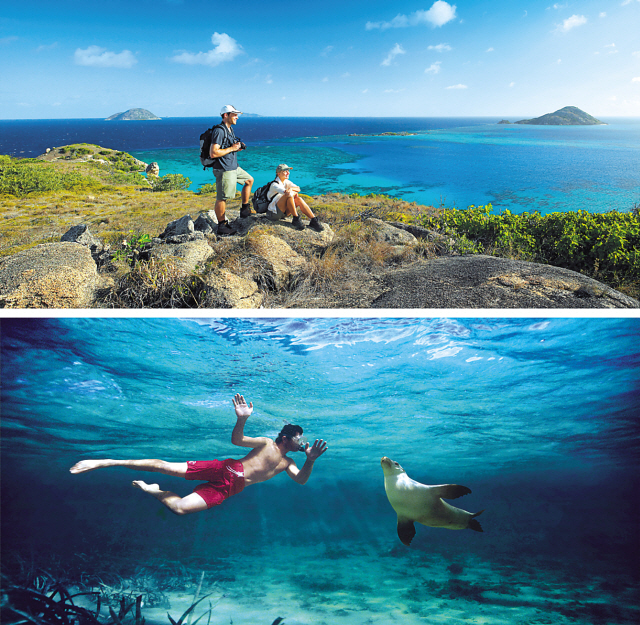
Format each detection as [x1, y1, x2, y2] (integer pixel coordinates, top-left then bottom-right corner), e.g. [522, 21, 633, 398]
[1, 0, 639, 119]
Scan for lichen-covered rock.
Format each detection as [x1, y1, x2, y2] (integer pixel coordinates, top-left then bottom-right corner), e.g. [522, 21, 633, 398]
[194, 210, 218, 234]
[145, 162, 159, 176]
[371, 255, 639, 309]
[243, 233, 306, 290]
[0, 243, 107, 308]
[201, 268, 262, 308]
[148, 239, 214, 274]
[365, 218, 417, 245]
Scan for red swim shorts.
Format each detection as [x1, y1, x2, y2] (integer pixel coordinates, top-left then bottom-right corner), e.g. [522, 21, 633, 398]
[185, 459, 245, 509]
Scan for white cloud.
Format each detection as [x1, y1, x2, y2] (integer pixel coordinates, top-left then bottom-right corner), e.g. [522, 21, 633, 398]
[632, 77, 640, 82]
[0, 36, 18, 45]
[428, 43, 452, 52]
[322, 77, 329, 82]
[74, 46, 137, 68]
[446, 83, 467, 89]
[171, 32, 242, 66]
[366, 1, 457, 30]
[486, 47, 494, 52]
[362, 89, 369, 93]
[633, 51, 640, 58]
[381, 43, 406, 66]
[265, 74, 273, 84]
[321, 45, 333, 57]
[425, 61, 441, 74]
[599, 12, 607, 17]
[342, 72, 351, 78]
[509, 82, 516, 87]
[384, 88, 405, 93]
[556, 14, 587, 33]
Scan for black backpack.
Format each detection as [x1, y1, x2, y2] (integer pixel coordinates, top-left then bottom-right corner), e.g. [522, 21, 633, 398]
[252, 179, 277, 214]
[199, 123, 233, 170]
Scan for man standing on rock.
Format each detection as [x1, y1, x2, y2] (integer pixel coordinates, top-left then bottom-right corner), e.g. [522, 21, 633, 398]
[210, 105, 254, 236]
[69, 394, 328, 516]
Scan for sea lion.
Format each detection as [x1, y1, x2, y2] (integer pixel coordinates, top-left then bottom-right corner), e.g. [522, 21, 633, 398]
[381, 456, 484, 546]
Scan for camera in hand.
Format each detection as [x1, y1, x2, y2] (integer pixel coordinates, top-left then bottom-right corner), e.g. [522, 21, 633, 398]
[236, 138, 247, 151]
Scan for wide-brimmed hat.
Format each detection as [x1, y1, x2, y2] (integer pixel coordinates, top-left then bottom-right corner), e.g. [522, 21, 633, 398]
[276, 164, 292, 173]
[220, 104, 242, 115]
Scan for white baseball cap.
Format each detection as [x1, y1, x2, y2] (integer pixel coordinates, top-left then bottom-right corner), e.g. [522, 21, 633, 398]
[220, 104, 242, 115]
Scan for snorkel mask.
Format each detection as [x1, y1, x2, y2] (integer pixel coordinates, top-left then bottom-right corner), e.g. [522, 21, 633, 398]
[291, 434, 308, 452]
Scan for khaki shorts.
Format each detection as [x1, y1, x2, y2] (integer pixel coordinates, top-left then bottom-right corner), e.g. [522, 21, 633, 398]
[213, 167, 252, 201]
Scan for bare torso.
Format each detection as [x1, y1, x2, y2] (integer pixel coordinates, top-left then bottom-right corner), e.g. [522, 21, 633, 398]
[239, 440, 293, 486]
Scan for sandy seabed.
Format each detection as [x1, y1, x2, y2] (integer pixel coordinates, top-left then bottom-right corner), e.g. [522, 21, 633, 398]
[69, 544, 638, 625]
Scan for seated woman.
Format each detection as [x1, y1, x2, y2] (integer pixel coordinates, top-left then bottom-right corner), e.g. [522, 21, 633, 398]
[266, 164, 324, 232]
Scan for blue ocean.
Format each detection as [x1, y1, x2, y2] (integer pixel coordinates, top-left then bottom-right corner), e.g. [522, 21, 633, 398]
[2, 316, 639, 625]
[1, 116, 639, 215]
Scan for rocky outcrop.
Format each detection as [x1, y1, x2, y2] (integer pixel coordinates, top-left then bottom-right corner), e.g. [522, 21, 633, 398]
[200, 269, 263, 308]
[0, 243, 110, 308]
[149, 239, 214, 274]
[145, 162, 159, 176]
[0, 213, 636, 310]
[370, 256, 638, 309]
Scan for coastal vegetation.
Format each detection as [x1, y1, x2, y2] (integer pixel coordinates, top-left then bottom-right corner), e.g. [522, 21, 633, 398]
[0, 152, 638, 302]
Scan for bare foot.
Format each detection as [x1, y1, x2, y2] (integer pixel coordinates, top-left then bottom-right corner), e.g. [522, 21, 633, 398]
[132, 480, 160, 493]
[70, 460, 106, 474]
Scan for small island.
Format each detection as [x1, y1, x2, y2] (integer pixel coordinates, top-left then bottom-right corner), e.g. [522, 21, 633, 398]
[515, 106, 604, 126]
[106, 108, 161, 121]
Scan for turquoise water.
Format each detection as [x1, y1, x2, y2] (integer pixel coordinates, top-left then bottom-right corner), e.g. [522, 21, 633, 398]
[2, 317, 639, 624]
[130, 119, 640, 215]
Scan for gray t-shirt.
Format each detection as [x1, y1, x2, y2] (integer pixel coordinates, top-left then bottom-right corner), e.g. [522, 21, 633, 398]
[211, 123, 239, 171]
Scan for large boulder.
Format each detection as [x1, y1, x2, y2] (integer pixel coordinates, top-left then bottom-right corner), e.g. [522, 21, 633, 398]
[370, 255, 639, 309]
[148, 239, 214, 274]
[243, 233, 306, 290]
[365, 218, 417, 245]
[201, 268, 263, 308]
[0, 243, 108, 308]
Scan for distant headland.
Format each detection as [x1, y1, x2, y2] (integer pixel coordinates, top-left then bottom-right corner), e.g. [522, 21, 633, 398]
[106, 108, 161, 121]
[512, 106, 605, 126]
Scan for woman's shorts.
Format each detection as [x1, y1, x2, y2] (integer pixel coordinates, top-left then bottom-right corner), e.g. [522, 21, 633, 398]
[185, 459, 245, 508]
[266, 206, 286, 221]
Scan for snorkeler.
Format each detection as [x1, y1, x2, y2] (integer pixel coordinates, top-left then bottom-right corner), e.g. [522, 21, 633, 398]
[69, 394, 328, 515]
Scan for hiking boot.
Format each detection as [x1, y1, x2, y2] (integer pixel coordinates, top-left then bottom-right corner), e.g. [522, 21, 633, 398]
[308, 217, 324, 232]
[291, 215, 305, 231]
[240, 204, 252, 218]
[217, 220, 235, 236]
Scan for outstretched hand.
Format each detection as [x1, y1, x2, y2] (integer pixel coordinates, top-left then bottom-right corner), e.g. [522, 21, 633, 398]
[232, 393, 253, 419]
[304, 439, 328, 461]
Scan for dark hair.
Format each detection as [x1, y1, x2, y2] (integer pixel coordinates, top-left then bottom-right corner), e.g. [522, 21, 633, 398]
[276, 424, 303, 444]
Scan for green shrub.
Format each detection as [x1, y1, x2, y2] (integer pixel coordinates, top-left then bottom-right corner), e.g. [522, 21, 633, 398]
[0, 155, 96, 197]
[417, 204, 640, 281]
[197, 183, 217, 194]
[151, 174, 192, 192]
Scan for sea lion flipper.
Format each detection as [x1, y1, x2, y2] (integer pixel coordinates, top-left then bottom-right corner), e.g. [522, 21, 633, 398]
[397, 518, 416, 546]
[434, 484, 471, 500]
